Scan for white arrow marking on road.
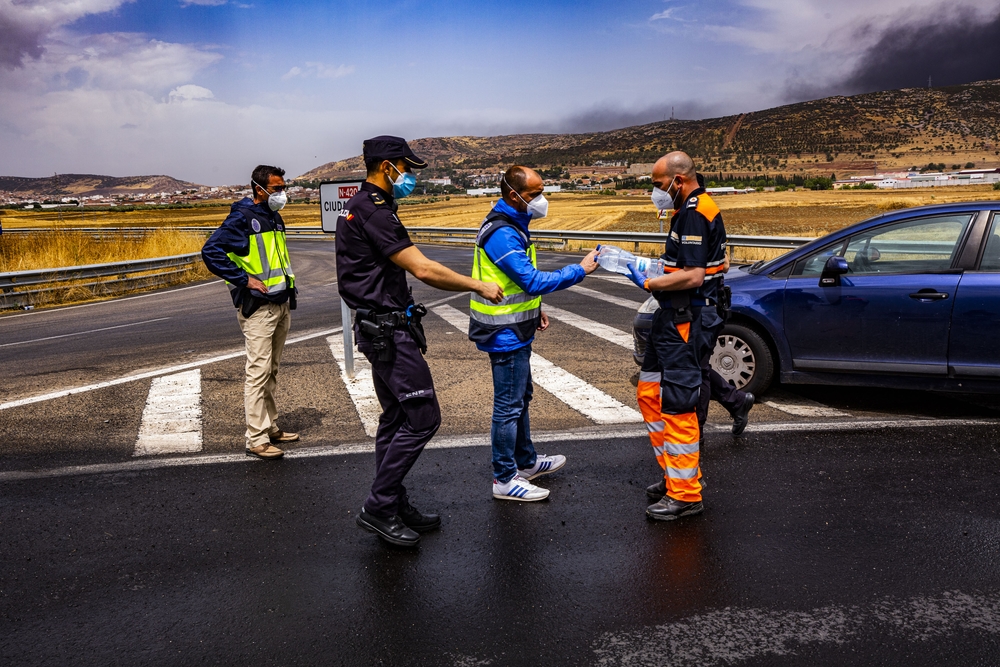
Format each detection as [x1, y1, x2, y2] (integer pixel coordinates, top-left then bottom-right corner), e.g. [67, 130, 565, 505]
[133, 369, 203, 456]
[432, 304, 642, 425]
[327, 335, 381, 438]
[542, 304, 635, 350]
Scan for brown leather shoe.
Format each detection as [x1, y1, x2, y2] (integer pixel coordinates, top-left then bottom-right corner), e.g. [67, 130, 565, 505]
[246, 444, 284, 459]
[269, 430, 299, 444]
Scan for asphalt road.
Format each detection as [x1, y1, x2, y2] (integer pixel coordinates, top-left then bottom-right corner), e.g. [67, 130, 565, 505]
[3, 239, 1000, 665]
[2, 424, 999, 666]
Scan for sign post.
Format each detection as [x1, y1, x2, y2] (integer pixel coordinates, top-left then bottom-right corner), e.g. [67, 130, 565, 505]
[320, 180, 363, 233]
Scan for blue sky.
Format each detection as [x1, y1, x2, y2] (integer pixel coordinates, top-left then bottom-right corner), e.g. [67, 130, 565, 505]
[1, 0, 997, 185]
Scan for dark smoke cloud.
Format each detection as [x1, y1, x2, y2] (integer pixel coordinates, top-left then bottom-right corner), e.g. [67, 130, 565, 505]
[0, 14, 45, 69]
[789, 8, 1000, 101]
[549, 101, 733, 133]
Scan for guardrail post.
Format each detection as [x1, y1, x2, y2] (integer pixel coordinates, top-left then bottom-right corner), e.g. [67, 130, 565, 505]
[341, 299, 355, 379]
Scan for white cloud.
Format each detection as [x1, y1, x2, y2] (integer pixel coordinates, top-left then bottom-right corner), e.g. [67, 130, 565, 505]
[650, 8, 679, 21]
[169, 84, 214, 101]
[282, 62, 354, 80]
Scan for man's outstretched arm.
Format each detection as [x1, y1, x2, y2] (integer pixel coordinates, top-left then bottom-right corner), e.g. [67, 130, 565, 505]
[390, 246, 504, 303]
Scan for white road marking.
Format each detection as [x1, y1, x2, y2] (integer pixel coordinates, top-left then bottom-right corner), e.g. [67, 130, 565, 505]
[327, 335, 381, 438]
[543, 304, 634, 350]
[588, 272, 634, 286]
[0, 280, 224, 320]
[133, 370, 202, 456]
[432, 304, 642, 424]
[0, 317, 171, 348]
[0, 292, 467, 412]
[3, 418, 997, 482]
[765, 395, 852, 418]
[567, 284, 645, 309]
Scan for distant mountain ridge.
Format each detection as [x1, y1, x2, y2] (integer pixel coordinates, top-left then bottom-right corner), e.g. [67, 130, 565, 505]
[300, 79, 1000, 180]
[0, 174, 201, 198]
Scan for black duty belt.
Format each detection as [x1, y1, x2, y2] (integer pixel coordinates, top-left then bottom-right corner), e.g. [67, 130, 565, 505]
[356, 304, 428, 361]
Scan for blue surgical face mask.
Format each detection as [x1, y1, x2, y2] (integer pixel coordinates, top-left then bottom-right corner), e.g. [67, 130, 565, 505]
[388, 163, 416, 199]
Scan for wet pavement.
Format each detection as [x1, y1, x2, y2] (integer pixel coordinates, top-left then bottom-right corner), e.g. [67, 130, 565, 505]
[3, 423, 999, 666]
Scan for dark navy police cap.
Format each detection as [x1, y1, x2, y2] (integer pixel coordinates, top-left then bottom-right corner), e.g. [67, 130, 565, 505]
[362, 135, 428, 169]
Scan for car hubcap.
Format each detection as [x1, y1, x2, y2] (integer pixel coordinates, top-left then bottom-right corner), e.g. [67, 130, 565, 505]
[711, 335, 756, 389]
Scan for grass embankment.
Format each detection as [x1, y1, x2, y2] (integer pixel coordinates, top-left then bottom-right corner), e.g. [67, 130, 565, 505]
[0, 229, 212, 310]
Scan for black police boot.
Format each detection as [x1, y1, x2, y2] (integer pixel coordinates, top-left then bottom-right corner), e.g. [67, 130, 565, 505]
[646, 476, 706, 501]
[646, 497, 704, 521]
[399, 500, 441, 533]
[732, 392, 755, 436]
[645, 478, 667, 501]
[356, 508, 420, 547]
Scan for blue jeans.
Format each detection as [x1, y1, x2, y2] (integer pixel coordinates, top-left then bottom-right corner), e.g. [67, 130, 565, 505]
[489, 345, 537, 483]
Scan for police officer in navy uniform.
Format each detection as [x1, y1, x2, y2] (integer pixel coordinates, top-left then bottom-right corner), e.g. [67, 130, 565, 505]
[336, 136, 503, 547]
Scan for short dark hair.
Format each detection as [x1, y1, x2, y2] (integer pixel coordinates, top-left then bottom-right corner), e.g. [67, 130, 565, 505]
[251, 165, 285, 194]
[365, 156, 386, 177]
[500, 165, 529, 199]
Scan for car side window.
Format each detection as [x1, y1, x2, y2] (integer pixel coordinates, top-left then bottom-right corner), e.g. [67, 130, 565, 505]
[841, 214, 971, 275]
[791, 241, 845, 276]
[978, 213, 1000, 271]
[790, 214, 973, 277]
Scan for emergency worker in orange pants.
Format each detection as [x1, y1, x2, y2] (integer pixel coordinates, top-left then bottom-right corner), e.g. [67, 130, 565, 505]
[624, 151, 727, 520]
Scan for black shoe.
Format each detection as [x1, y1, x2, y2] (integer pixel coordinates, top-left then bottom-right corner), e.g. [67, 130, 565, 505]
[646, 477, 706, 500]
[646, 497, 704, 521]
[398, 502, 441, 533]
[356, 508, 420, 547]
[732, 392, 755, 436]
[645, 478, 667, 501]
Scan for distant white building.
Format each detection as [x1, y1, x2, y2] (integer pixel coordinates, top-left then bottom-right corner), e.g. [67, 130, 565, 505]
[466, 187, 501, 196]
[426, 178, 452, 186]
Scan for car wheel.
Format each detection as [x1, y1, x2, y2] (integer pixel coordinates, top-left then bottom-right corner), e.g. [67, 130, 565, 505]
[710, 323, 774, 395]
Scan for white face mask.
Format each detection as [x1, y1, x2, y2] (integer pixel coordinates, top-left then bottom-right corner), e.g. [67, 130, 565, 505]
[651, 186, 673, 212]
[526, 193, 548, 219]
[506, 176, 549, 219]
[267, 190, 287, 212]
[254, 180, 287, 211]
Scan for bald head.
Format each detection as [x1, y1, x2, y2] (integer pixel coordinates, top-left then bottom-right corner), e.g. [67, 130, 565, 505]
[501, 165, 544, 213]
[651, 151, 699, 205]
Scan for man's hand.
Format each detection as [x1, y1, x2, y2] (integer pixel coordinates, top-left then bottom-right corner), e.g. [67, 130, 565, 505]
[625, 263, 648, 291]
[476, 281, 504, 304]
[537, 310, 550, 332]
[580, 249, 599, 274]
[246, 276, 269, 293]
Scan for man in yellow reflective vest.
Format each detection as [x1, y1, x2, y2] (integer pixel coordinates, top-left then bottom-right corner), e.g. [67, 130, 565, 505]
[469, 165, 598, 501]
[202, 164, 298, 459]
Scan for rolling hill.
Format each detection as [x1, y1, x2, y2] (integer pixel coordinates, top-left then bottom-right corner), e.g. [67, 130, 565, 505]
[300, 79, 1000, 180]
[0, 174, 201, 198]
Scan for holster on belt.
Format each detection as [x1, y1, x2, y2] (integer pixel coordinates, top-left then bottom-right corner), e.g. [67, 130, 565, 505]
[356, 302, 429, 362]
[717, 284, 732, 322]
[669, 291, 693, 324]
[237, 287, 265, 318]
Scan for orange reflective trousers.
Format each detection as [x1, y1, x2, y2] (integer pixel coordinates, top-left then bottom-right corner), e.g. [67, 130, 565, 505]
[637, 307, 704, 503]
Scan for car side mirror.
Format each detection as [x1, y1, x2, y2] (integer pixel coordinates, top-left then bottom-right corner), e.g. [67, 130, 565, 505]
[819, 256, 849, 287]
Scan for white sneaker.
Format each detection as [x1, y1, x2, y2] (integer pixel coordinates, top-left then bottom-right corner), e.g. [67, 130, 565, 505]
[492, 476, 550, 502]
[517, 454, 566, 481]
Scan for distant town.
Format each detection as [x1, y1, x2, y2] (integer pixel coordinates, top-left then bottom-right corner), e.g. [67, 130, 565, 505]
[4, 160, 1000, 210]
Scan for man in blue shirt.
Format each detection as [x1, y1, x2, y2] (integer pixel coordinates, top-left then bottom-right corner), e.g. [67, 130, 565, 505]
[469, 166, 598, 501]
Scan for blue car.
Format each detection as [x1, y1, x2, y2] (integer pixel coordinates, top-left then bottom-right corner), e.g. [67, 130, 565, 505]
[632, 201, 1000, 395]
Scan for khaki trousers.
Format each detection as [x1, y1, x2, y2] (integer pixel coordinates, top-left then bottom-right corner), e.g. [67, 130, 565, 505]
[237, 301, 291, 448]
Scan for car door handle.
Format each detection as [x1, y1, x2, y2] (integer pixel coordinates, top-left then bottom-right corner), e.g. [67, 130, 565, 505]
[909, 290, 949, 301]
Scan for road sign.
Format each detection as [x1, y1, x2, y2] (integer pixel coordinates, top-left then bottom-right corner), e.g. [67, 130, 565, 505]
[320, 180, 363, 233]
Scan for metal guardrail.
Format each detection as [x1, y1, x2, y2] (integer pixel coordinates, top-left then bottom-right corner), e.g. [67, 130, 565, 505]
[0, 226, 814, 249]
[0, 226, 813, 310]
[0, 253, 201, 309]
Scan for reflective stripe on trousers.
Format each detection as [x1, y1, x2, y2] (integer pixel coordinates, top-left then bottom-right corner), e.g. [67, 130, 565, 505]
[637, 324, 703, 503]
